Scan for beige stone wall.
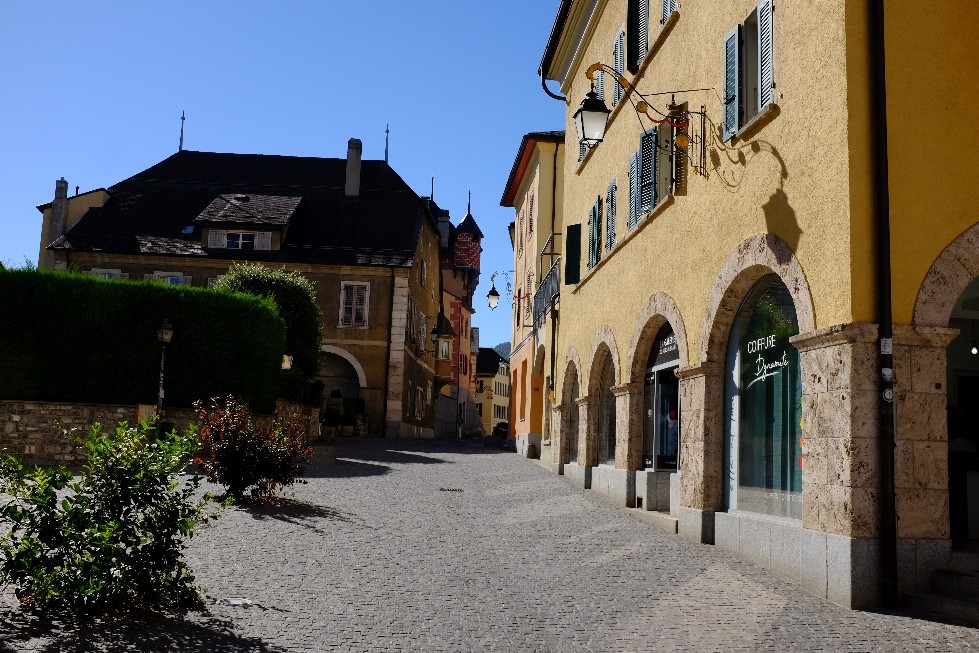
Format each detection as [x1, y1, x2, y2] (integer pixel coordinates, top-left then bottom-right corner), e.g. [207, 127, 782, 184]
[0, 400, 319, 467]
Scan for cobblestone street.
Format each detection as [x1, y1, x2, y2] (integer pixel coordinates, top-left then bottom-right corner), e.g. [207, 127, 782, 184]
[3, 437, 979, 651]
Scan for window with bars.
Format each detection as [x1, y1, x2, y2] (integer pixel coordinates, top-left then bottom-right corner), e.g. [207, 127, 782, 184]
[339, 282, 369, 327]
[723, 0, 775, 141]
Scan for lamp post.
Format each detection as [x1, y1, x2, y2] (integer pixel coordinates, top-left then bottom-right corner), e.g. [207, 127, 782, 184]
[156, 319, 174, 436]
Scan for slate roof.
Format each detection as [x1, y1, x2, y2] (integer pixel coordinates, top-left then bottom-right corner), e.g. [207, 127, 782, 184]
[49, 150, 433, 267]
[476, 347, 507, 375]
[195, 193, 301, 226]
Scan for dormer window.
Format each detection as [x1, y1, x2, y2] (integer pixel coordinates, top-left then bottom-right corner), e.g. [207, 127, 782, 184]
[227, 232, 255, 250]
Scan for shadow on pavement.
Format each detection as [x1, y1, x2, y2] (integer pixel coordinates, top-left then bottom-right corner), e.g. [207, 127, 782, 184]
[330, 437, 514, 465]
[241, 497, 370, 532]
[0, 608, 287, 653]
[304, 458, 391, 478]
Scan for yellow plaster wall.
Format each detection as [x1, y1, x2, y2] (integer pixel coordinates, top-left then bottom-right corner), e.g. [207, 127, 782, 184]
[884, 1, 979, 325]
[66, 191, 109, 231]
[555, 0, 859, 396]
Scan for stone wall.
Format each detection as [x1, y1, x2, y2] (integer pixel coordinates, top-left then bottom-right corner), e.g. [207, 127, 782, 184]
[0, 400, 319, 467]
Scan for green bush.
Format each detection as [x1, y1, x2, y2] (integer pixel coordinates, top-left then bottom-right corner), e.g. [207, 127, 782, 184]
[194, 396, 313, 500]
[214, 263, 322, 379]
[0, 421, 215, 615]
[0, 268, 284, 413]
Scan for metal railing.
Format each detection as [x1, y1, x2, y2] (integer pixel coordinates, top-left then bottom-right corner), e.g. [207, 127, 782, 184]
[533, 258, 561, 327]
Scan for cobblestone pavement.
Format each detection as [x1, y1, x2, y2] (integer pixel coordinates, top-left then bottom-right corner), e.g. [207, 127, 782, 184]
[3, 437, 979, 652]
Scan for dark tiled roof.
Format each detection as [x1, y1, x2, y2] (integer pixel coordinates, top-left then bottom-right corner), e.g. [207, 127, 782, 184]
[476, 347, 506, 375]
[456, 213, 484, 240]
[50, 150, 432, 267]
[195, 193, 301, 226]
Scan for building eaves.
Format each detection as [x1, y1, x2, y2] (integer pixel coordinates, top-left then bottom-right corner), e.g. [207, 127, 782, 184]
[539, 0, 574, 80]
[500, 131, 565, 207]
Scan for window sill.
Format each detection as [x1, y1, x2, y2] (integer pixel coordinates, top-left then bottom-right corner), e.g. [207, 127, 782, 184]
[572, 194, 675, 295]
[730, 102, 780, 143]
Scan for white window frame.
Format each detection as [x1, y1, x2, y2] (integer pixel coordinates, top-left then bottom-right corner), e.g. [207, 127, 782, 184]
[207, 229, 272, 251]
[339, 281, 370, 328]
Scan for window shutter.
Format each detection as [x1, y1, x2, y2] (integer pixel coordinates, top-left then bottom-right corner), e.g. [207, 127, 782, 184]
[207, 229, 226, 248]
[639, 129, 656, 213]
[628, 0, 647, 73]
[255, 232, 272, 250]
[662, 0, 676, 25]
[657, 122, 673, 202]
[565, 224, 581, 285]
[180, 275, 193, 286]
[354, 284, 367, 326]
[613, 30, 625, 106]
[596, 67, 605, 101]
[723, 25, 741, 141]
[606, 179, 617, 251]
[579, 139, 587, 162]
[757, 0, 775, 108]
[587, 202, 596, 268]
[341, 284, 354, 326]
[529, 193, 535, 234]
[628, 149, 640, 229]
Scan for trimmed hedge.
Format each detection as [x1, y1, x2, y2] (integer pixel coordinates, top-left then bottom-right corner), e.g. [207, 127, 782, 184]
[213, 263, 322, 378]
[0, 269, 285, 413]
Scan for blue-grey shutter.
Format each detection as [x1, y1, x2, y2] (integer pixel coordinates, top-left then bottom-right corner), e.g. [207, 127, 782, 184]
[596, 67, 605, 101]
[637, 0, 648, 69]
[628, 150, 640, 228]
[565, 224, 581, 285]
[723, 25, 741, 140]
[639, 129, 656, 212]
[613, 30, 625, 106]
[662, 0, 676, 25]
[758, 0, 774, 108]
[579, 139, 587, 162]
[592, 197, 602, 267]
[606, 179, 617, 251]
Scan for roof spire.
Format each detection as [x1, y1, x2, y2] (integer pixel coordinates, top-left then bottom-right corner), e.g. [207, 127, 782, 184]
[467, 190, 471, 215]
[178, 111, 185, 152]
[385, 124, 390, 164]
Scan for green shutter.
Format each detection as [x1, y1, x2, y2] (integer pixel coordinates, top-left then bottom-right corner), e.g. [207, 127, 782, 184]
[628, 149, 640, 228]
[639, 129, 656, 212]
[565, 224, 581, 285]
[723, 25, 741, 140]
[606, 179, 617, 251]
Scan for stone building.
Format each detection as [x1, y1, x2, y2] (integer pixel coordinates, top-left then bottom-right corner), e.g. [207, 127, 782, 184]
[474, 347, 511, 436]
[531, 0, 979, 609]
[36, 139, 447, 438]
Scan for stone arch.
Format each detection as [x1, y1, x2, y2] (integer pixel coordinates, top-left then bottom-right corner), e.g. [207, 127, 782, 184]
[320, 345, 367, 387]
[701, 233, 815, 363]
[588, 323, 621, 395]
[561, 345, 582, 404]
[626, 291, 690, 384]
[913, 222, 979, 326]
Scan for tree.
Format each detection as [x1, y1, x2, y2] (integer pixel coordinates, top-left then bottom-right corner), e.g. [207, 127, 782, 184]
[493, 341, 511, 360]
[215, 263, 322, 378]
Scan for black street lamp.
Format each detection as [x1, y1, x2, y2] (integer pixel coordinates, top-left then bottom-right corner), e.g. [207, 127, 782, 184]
[156, 319, 173, 435]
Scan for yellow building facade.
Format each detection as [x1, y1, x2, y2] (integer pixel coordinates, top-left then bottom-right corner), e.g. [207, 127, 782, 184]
[537, 0, 979, 609]
[502, 132, 565, 456]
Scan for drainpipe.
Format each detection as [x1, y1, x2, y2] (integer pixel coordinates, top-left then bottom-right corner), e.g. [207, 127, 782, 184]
[869, 0, 898, 608]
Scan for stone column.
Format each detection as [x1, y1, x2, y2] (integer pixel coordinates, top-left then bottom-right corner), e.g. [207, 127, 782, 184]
[611, 382, 643, 470]
[791, 323, 880, 538]
[675, 361, 722, 543]
[892, 325, 957, 592]
[551, 403, 566, 465]
[575, 396, 596, 467]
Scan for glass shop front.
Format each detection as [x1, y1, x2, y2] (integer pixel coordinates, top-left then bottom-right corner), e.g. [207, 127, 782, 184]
[724, 274, 803, 519]
[643, 324, 680, 471]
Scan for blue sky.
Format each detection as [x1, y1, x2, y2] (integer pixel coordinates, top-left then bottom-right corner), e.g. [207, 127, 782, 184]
[0, 1, 564, 350]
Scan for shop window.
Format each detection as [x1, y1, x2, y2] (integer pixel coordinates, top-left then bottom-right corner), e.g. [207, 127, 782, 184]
[723, 0, 775, 141]
[643, 323, 680, 470]
[724, 274, 801, 519]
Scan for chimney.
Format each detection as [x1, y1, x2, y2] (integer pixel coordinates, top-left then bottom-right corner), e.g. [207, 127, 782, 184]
[345, 138, 362, 197]
[38, 177, 70, 269]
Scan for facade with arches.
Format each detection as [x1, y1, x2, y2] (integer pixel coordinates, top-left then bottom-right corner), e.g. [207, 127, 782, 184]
[524, 0, 979, 610]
